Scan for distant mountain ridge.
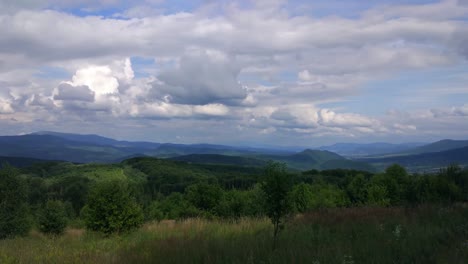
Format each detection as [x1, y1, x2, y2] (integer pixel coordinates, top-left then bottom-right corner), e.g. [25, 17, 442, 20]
[360, 146, 468, 172]
[0, 131, 465, 172]
[319, 142, 426, 157]
[401, 139, 468, 155]
[171, 149, 375, 172]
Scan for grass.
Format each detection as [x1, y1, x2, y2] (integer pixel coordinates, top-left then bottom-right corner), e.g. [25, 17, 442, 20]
[1, 206, 467, 263]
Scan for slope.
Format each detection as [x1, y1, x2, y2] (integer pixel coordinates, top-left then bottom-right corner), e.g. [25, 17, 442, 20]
[360, 146, 468, 172]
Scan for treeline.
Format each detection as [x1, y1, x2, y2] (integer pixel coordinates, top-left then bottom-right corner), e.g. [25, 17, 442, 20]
[1, 160, 467, 238]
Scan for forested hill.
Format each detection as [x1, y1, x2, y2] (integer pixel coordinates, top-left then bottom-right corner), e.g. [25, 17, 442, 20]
[0, 133, 374, 171]
[0, 156, 58, 168]
[360, 146, 468, 172]
[401, 139, 468, 155]
[169, 150, 376, 172]
[0, 132, 466, 172]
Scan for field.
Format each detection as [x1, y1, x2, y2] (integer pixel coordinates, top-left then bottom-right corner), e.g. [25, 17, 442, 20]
[1, 205, 467, 264]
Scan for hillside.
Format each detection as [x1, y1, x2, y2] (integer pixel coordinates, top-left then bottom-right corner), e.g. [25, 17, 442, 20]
[243, 149, 374, 171]
[319, 142, 425, 157]
[319, 159, 376, 172]
[0, 132, 375, 171]
[33, 131, 161, 149]
[402, 139, 468, 155]
[0, 156, 57, 168]
[0, 133, 285, 164]
[170, 154, 268, 167]
[360, 146, 468, 172]
[0, 134, 132, 163]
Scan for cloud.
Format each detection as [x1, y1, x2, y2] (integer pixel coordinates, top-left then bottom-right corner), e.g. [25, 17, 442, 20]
[318, 109, 376, 128]
[53, 83, 95, 101]
[151, 50, 247, 105]
[132, 102, 230, 119]
[365, 0, 468, 20]
[0, 1, 467, 145]
[0, 99, 14, 114]
[431, 104, 468, 117]
[69, 65, 119, 96]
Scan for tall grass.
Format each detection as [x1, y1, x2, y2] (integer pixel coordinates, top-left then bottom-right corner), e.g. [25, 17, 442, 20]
[1, 206, 467, 263]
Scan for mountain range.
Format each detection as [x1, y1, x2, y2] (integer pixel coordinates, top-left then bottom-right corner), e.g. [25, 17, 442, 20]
[318, 142, 427, 157]
[0, 131, 467, 172]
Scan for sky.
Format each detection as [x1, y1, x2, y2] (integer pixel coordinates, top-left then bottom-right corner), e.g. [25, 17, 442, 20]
[0, 0, 467, 147]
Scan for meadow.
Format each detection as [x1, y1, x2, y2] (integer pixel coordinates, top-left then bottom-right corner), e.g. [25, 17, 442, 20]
[1, 205, 467, 264]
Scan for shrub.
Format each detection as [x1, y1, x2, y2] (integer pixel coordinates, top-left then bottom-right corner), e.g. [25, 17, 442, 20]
[83, 180, 143, 234]
[38, 200, 68, 235]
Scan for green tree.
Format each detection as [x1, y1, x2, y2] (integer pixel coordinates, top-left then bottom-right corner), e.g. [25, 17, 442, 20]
[38, 200, 68, 235]
[346, 174, 368, 205]
[83, 180, 143, 234]
[261, 162, 293, 249]
[186, 183, 223, 214]
[366, 183, 390, 206]
[0, 164, 32, 239]
[215, 189, 249, 218]
[290, 183, 314, 213]
[383, 164, 409, 205]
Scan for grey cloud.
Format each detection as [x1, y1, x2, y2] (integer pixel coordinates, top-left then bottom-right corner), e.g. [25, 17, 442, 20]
[270, 109, 295, 121]
[452, 28, 468, 59]
[151, 51, 247, 105]
[29, 94, 55, 108]
[431, 105, 468, 117]
[54, 83, 95, 101]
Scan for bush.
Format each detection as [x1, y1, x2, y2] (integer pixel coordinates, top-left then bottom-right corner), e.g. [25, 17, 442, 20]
[38, 200, 68, 235]
[83, 180, 143, 234]
[186, 183, 223, 212]
[0, 164, 32, 239]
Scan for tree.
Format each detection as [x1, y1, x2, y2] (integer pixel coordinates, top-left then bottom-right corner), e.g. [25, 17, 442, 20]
[383, 164, 409, 205]
[261, 162, 293, 250]
[366, 183, 390, 206]
[215, 189, 249, 218]
[290, 183, 314, 213]
[38, 200, 67, 235]
[0, 164, 32, 239]
[83, 180, 143, 234]
[346, 174, 368, 205]
[186, 183, 223, 214]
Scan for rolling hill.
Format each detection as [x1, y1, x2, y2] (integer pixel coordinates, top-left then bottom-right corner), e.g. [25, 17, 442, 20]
[0, 156, 59, 168]
[401, 139, 468, 155]
[0, 134, 133, 163]
[318, 142, 426, 157]
[171, 150, 376, 171]
[3, 131, 464, 172]
[360, 146, 468, 172]
[170, 154, 268, 167]
[0, 133, 288, 163]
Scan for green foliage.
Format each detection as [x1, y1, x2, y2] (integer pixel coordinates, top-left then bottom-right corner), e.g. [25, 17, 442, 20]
[145, 201, 165, 222]
[215, 189, 250, 218]
[124, 157, 262, 196]
[83, 180, 143, 234]
[290, 183, 314, 213]
[186, 183, 223, 213]
[346, 174, 368, 205]
[366, 183, 390, 206]
[308, 183, 349, 209]
[261, 162, 294, 249]
[0, 164, 32, 239]
[38, 200, 67, 235]
[157, 193, 199, 219]
[48, 176, 91, 217]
